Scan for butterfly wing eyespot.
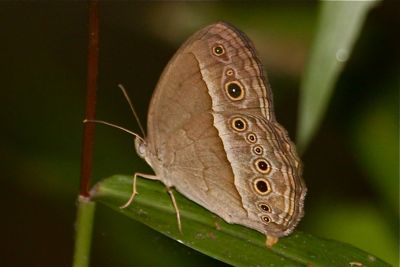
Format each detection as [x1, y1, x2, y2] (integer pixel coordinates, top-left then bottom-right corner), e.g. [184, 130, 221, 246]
[247, 133, 257, 143]
[261, 215, 271, 224]
[254, 158, 271, 174]
[226, 69, 234, 76]
[225, 81, 244, 101]
[231, 117, 247, 132]
[257, 203, 271, 212]
[212, 44, 225, 56]
[253, 178, 271, 195]
[253, 145, 263, 155]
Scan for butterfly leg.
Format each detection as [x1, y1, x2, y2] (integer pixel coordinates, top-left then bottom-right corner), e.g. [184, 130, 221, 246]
[265, 235, 279, 248]
[120, 172, 158, 209]
[167, 188, 182, 234]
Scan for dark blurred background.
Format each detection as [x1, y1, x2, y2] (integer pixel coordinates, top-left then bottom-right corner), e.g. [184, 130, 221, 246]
[0, 2, 398, 266]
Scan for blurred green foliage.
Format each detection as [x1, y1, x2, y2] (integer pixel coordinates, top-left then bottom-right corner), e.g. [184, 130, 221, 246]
[0, 2, 397, 266]
[297, 0, 380, 152]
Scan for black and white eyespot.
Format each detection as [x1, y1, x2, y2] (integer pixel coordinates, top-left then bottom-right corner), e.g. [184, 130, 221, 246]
[253, 178, 271, 195]
[257, 203, 271, 213]
[247, 133, 257, 143]
[254, 158, 271, 174]
[261, 215, 271, 224]
[253, 145, 263, 155]
[212, 44, 225, 56]
[225, 81, 244, 101]
[231, 117, 247, 132]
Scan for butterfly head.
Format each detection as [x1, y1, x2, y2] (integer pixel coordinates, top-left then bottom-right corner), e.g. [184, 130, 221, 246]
[134, 136, 147, 159]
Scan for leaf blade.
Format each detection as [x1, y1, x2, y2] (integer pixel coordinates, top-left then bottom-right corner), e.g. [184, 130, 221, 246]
[91, 175, 390, 267]
[297, 0, 381, 152]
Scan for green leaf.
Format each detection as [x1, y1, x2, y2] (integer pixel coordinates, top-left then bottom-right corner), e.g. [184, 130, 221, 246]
[297, 0, 381, 152]
[91, 175, 390, 267]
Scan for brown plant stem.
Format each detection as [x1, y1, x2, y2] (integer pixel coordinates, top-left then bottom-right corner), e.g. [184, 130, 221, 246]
[80, 0, 99, 197]
[73, 2, 99, 266]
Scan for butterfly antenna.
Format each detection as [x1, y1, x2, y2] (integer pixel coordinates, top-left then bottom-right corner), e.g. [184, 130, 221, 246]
[118, 84, 146, 137]
[83, 119, 144, 142]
